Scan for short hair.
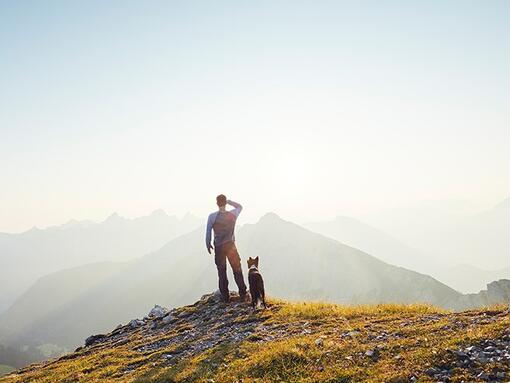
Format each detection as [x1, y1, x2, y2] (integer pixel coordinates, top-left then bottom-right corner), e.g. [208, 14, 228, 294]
[216, 194, 227, 207]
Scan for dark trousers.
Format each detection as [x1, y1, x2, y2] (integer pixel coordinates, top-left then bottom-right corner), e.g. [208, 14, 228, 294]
[215, 242, 247, 299]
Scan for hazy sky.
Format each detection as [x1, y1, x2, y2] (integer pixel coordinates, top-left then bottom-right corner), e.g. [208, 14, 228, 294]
[1, 1, 509, 233]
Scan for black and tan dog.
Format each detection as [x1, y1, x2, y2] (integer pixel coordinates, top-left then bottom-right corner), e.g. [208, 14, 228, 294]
[247, 256, 266, 309]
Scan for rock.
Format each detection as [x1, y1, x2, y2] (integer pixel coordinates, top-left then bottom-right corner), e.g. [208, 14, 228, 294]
[85, 334, 106, 347]
[453, 350, 468, 358]
[213, 290, 223, 302]
[486, 279, 510, 305]
[425, 367, 440, 376]
[365, 349, 379, 359]
[129, 319, 145, 329]
[148, 305, 169, 318]
[315, 337, 324, 347]
[162, 313, 174, 325]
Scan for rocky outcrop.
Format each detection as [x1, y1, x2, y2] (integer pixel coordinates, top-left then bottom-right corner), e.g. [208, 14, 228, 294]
[146, 305, 169, 319]
[487, 279, 510, 304]
[451, 279, 510, 311]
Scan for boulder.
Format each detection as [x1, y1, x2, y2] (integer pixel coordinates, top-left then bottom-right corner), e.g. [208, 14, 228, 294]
[85, 334, 107, 347]
[129, 319, 145, 329]
[148, 304, 169, 318]
[162, 313, 174, 325]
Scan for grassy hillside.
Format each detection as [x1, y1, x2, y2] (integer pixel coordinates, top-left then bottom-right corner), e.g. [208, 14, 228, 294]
[0, 367, 13, 378]
[2, 293, 509, 383]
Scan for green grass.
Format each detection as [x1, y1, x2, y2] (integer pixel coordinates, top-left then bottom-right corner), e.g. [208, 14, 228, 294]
[0, 366, 14, 377]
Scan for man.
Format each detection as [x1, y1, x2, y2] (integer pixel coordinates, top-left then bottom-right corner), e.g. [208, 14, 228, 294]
[205, 195, 247, 303]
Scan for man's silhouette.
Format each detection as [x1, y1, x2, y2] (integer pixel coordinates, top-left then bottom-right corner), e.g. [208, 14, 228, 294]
[205, 195, 247, 303]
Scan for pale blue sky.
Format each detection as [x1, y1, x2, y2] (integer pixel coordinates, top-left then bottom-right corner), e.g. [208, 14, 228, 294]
[1, 1, 509, 232]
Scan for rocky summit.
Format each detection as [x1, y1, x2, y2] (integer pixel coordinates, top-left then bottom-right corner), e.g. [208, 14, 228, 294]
[1, 293, 509, 383]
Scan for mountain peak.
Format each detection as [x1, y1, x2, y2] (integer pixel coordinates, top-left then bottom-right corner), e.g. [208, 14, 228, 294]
[258, 212, 283, 223]
[25, 226, 41, 234]
[149, 209, 168, 218]
[103, 212, 125, 223]
[61, 219, 94, 229]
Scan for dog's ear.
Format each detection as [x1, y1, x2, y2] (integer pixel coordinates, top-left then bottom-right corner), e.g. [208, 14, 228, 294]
[255, 256, 259, 266]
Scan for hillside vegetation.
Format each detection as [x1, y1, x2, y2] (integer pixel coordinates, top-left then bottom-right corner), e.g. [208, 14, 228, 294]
[0, 367, 13, 378]
[2, 293, 509, 383]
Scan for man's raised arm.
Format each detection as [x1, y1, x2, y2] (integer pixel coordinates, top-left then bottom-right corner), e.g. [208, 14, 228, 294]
[228, 199, 243, 217]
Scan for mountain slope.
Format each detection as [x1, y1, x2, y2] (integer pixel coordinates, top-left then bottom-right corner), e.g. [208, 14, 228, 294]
[304, 215, 433, 273]
[303, 216, 510, 294]
[364, 198, 510, 271]
[0, 262, 126, 350]
[0, 211, 201, 313]
[1, 293, 509, 383]
[238, 213, 460, 305]
[433, 264, 510, 294]
[0, 213, 464, 355]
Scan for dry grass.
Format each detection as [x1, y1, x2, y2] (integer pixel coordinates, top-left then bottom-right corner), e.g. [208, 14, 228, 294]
[1, 299, 508, 383]
[273, 299, 444, 320]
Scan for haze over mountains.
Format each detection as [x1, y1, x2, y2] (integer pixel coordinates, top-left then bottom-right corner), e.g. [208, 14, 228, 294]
[0, 211, 201, 314]
[307, 198, 510, 293]
[304, 216, 432, 274]
[2, 212, 509, 370]
[364, 198, 510, 270]
[1, 202, 509, 372]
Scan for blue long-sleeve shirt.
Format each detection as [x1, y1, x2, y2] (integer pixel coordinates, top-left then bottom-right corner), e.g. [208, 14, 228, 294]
[205, 200, 242, 250]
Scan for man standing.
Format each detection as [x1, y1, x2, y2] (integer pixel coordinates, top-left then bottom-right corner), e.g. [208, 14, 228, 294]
[206, 195, 247, 303]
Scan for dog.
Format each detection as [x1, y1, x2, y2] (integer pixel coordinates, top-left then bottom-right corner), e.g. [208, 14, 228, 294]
[247, 256, 266, 309]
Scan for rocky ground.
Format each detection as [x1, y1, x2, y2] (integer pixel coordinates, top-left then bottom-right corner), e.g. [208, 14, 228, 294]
[1, 293, 509, 383]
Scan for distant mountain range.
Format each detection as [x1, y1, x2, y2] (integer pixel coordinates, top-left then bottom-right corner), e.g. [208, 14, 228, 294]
[306, 199, 510, 293]
[433, 264, 510, 293]
[304, 216, 433, 273]
[363, 198, 510, 271]
[0, 211, 202, 314]
[3, 212, 508, 364]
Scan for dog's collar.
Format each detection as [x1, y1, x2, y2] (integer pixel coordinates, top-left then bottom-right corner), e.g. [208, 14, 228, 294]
[249, 265, 258, 271]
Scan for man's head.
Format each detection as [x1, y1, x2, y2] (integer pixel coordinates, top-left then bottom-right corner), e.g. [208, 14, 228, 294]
[216, 194, 227, 208]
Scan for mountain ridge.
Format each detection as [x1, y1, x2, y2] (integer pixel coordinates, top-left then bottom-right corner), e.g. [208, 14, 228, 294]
[0, 211, 202, 313]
